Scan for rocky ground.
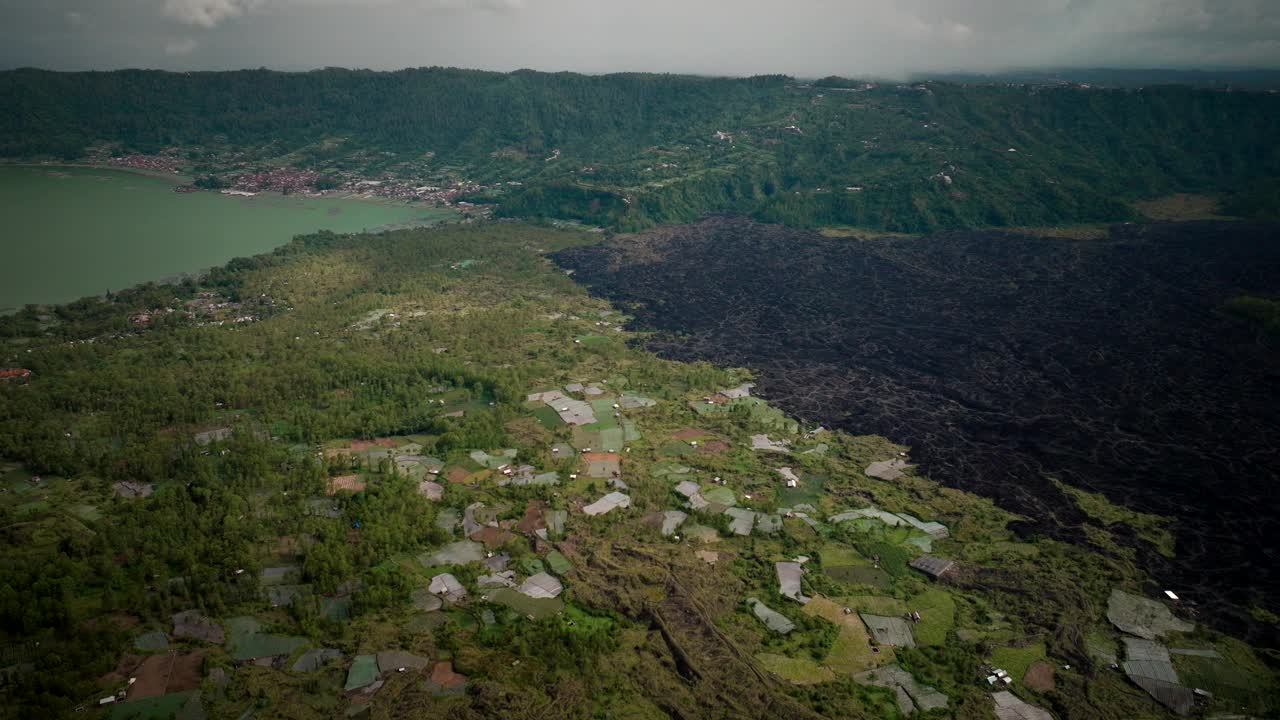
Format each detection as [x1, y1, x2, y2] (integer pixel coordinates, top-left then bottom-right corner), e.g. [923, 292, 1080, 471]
[553, 215, 1280, 648]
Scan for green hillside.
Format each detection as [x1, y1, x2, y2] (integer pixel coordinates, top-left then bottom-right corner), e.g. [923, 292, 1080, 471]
[3, 68, 1279, 231]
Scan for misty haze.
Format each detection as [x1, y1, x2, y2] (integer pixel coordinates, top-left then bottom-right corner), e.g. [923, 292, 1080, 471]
[1, 2, 1278, 719]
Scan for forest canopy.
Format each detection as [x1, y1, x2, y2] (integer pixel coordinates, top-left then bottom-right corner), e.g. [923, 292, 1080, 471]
[3, 67, 1280, 231]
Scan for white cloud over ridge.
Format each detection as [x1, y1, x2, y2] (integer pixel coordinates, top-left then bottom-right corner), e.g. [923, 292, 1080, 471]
[2, 0, 1278, 74]
[163, 0, 260, 28]
[161, 0, 525, 28]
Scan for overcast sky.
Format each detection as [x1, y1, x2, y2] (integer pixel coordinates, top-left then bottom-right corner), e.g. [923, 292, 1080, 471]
[2, 0, 1278, 78]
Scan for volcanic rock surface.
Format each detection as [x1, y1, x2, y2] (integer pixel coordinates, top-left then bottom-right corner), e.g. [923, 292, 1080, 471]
[553, 215, 1280, 645]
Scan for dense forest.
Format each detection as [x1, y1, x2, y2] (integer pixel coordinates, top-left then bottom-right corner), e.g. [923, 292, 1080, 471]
[3, 67, 1280, 230]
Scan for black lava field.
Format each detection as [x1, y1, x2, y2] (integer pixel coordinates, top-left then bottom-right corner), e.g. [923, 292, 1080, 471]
[553, 216, 1280, 645]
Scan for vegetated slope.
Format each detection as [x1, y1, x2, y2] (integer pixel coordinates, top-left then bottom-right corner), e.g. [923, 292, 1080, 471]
[3, 67, 1280, 231]
[2, 221, 1277, 719]
[553, 216, 1280, 646]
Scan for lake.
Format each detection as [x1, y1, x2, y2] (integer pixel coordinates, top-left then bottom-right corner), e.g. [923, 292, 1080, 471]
[0, 165, 457, 311]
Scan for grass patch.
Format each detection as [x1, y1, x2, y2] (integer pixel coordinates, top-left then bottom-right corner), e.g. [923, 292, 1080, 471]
[908, 589, 955, 646]
[826, 565, 892, 590]
[530, 405, 565, 430]
[1134, 193, 1227, 221]
[819, 226, 919, 240]
[756, 652, 836, 684]
[991, 643, 1046, 682]
[1054, 480, 1175, 557]
[802, 595, 894, 675]
[1006, 224, 1110, 240]
[109, 692, 193, 720]
[820, 544, 863, 568]
[779, 473, 826, 506]
[575, 334, 614, 350]
[484, 588, 564, 620]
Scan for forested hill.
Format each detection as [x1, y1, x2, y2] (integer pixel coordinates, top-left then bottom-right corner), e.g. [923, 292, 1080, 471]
[4, 66, 1280, 231]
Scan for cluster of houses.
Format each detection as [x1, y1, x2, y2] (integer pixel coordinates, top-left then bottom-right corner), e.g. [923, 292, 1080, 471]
[128, 293, 259, 328]
[105, 152, 183, 174]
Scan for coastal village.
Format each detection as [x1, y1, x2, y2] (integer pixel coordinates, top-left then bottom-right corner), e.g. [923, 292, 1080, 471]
[96, 150, 490, 208]
[1, 223, 1272, 720]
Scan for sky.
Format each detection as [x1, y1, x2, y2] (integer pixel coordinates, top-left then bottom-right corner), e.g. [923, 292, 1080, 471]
[2, 0, 1279, 78]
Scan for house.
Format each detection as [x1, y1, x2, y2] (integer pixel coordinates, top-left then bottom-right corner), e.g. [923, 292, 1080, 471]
[582, 492, 630, 516]
[909, 555, 955, 580]
[0, 368, 32, 382]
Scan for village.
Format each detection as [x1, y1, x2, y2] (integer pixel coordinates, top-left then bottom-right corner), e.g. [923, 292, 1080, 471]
[39, 370, 1250, 720]
[93, 148, 493, 207]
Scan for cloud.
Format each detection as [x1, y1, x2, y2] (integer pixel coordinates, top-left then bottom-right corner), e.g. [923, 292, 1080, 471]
[3, 0, 1278, 74]
[164, 37, 200, 55]
[163, 0, 260, 28]
[161, 0, 525, 28]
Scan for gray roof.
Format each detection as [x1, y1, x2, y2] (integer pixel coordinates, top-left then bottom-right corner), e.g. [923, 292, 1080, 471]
[910, 555, 956, 579]
[428, 573, 467, 602]
[583, 492, 630, 516]
[516, 572, 564, 599]
[895, 512, 949, 539]
[113, 481, 155, 499]
[1107, 589, 1193, 640]
[419, 540, 485, 567]
[1122, 637, 1194, 714]
[755, 514, 783, 534]
[543, 509, 567, 536]
[661, 510, 688, 537]
[194, 427, 233, 445]
[865, 457, 907, 480]
[748, 597, 795, 634]
[376, 650, 429, 673]
[171, 610, 224, 644]
[292, 648, 342, 672]
[531, 390, 597, 425]
[860, 613, 916, 647]
[674, 480, 700, 497]
[411, 588, 443, 612]
[1122, 638, 1178, 683]
[775, 562, 810, 603]
[992, 690, 1053, 720]
[750, 434, 790, 452]
[619, 394, 656, 409]
[854, 665, 948, 713]
[477, 571, 517, 588]
[724, 507, 756, 536]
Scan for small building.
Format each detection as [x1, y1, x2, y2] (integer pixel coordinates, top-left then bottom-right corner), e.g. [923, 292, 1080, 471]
[516, 572, 564, 599]
[909, 555, 955, 580]
[428, 573, 467, 603]
[582, 492, 630, 516]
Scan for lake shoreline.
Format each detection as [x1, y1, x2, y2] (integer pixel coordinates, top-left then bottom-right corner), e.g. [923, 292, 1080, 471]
[0, 165, 459, 310]
[4, 161, 444, 209]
